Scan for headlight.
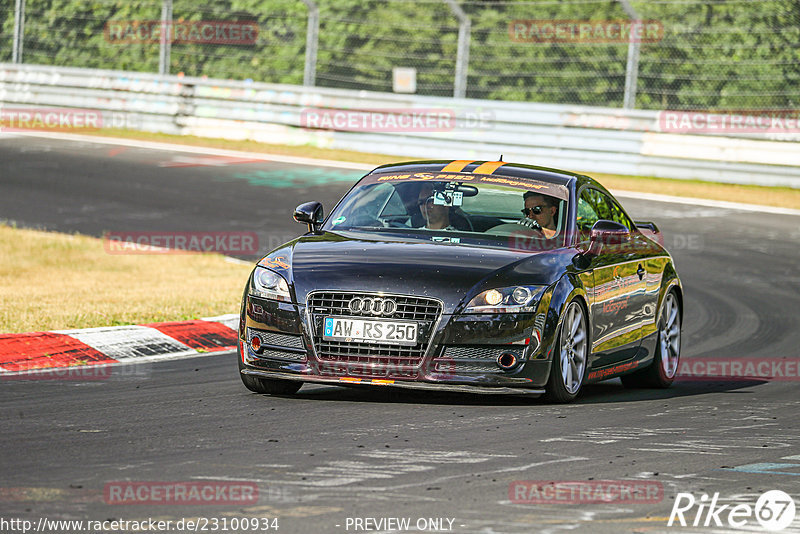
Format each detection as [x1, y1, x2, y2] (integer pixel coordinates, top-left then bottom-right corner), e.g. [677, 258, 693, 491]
[464, 286, 545, 313]
[249, 267, 291, 302]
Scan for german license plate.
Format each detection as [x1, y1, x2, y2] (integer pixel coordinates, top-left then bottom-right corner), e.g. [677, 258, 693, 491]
[323, 317, 418, 346]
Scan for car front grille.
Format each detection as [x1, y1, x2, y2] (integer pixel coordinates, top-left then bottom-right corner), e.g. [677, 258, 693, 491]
[308, 291, 441, 322]
[436, 361, 498, 373]
[247, 328, 306, 361]
[256, 331, 304, 349]
[433, 345, 524, 374]
[317, 358, 418, 378]
[307, 291, 442, 372]
[259, 349, 306, 361]
[442, 346, 505, 360]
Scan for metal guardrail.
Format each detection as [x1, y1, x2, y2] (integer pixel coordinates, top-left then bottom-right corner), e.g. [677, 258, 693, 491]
[2, 63, 799, 188]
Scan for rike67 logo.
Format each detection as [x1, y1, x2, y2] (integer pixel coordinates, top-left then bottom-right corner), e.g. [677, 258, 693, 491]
[668, 490, 796, 531]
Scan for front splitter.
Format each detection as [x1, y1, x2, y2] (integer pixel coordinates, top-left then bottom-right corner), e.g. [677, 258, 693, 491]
[241, 369, 545, 396]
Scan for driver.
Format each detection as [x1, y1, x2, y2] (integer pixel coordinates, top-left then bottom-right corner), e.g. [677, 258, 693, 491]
[417, 183, 455, 230]
[521, 191, 558, 238]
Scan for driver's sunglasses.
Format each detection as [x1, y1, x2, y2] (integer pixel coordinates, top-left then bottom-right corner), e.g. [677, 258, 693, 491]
[521, 206, 544, 216]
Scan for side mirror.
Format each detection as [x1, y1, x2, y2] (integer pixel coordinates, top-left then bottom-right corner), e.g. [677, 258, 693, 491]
[634, 221, 659, 233]
[587, 219, 630, 256]
[294, 201, 324, 234]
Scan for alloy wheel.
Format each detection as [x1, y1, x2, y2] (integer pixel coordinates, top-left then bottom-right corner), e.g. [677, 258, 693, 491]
[560, 302, 587, 394]
[659, 293, 681, 378]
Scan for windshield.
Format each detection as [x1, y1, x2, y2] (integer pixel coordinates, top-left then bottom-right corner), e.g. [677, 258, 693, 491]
[323, 171, 570, 250]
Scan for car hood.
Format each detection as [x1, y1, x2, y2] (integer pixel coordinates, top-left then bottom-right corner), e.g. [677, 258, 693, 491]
[273, 232, 573, 313]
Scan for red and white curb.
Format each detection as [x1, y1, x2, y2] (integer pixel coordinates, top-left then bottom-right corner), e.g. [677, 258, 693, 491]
[0, 314, 239, 374]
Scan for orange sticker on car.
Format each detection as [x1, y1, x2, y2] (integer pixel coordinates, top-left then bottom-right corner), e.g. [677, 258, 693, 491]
[441, 160, 474, 172]
[259, 256, 290, 270]
[473, 161, 505, 174]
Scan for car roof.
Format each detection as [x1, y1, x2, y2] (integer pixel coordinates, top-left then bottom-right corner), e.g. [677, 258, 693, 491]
[368, 160, 595, 190]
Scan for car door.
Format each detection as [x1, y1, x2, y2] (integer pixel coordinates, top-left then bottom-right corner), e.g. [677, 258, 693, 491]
[577, 188, 649, 367]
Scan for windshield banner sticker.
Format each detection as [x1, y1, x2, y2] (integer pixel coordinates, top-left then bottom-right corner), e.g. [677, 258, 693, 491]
[370, 172, 568, 200]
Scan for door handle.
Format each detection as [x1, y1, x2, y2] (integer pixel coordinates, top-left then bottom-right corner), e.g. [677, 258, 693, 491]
[637, 264, 645, 280]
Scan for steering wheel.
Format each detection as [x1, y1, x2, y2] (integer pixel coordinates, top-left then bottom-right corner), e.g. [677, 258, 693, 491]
[516, 217, 542, 232]
[450, 208, 473, 232]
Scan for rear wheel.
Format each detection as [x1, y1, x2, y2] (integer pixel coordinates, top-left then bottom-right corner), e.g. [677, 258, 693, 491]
[621, 290, 681, 388]
[544, 300, 588, 403]
[238, 357, 302, 395]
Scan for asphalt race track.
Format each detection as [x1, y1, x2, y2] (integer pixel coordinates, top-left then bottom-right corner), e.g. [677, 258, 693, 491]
[1, 134, 799, 533]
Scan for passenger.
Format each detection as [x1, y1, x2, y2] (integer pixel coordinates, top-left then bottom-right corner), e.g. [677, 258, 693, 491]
[521, 191, 558, 238]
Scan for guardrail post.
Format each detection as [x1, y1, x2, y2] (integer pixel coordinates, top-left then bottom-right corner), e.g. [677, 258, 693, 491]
[12, 0, 25, 63]
[617, 0, 640, 109]
[444, 0, 470, 99]
[158, 0, 173, 75]
[301, 0, 319, 86]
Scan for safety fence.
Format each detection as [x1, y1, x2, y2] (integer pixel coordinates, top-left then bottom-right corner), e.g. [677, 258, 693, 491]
[2, 0, 799, 110]
[2, 63, 799, 187]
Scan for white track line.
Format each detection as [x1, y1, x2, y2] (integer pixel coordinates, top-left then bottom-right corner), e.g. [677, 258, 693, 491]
[611, 189, 800, 217]
[11, 131, 800, 217]
[11, 131, 374, 170]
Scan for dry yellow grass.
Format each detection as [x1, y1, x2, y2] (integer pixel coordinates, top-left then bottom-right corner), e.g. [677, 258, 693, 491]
[87, 128, 800, 210]
[92, 128, 392, 166]
[0, 224, 253, 333]
[7, 129, 800, 333]
[593, 172, 800, 210]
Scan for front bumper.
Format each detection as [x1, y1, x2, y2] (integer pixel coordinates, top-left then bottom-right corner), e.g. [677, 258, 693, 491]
[241, 367, 545, 395]
[240, 294, 556, 392]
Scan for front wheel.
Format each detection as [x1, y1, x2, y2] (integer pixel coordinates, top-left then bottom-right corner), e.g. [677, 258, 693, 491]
[621, 289, 681, 389]
[544, 300, 588, 403]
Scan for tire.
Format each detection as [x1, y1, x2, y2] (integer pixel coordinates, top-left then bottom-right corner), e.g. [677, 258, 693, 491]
[238, 357, 302, 395]
[621, 289, 681, 389]
[544, 299, 589, 403]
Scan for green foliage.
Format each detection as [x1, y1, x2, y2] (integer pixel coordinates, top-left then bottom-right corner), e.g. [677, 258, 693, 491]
[1, 4, 13, 62]
[16, 0, 162, 72]
[633, 0, 800, 109]
[3, 0, 798, 110]
[169, 0, 306, 82]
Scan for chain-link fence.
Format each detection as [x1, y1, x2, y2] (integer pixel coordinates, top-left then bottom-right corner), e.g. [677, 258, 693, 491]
[2, 0, 799, 110]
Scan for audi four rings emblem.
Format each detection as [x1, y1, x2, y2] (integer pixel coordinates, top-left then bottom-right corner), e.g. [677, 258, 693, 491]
[348, 297, 397, 316]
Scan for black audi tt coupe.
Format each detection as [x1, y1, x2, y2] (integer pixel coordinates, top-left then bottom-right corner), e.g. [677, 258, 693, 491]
[237, 160, 683, 402]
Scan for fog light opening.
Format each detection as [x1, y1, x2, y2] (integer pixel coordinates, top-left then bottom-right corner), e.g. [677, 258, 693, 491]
[251, 334, 262, 353]
[497, 352, 518, 371]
